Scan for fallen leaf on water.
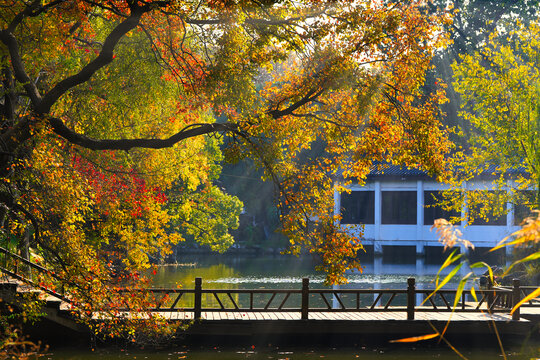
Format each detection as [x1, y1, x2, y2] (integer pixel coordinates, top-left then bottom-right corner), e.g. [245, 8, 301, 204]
[389, 333, 439, 343]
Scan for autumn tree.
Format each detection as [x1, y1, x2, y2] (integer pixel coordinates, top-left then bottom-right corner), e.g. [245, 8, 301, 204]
[426, 0, 539, 140]
[444, 20, 540, 225]
[0, 0, 452, 337]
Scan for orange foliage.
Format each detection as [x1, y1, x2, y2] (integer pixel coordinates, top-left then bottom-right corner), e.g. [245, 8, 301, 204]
[0, 0, 453, 338]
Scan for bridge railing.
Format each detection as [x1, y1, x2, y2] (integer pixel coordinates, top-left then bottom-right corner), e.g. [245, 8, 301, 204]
[0, 249, 525, 321]
[0, 246, 70, 303]
[137, 277, 522, 321]
[495, 285, 540, 308]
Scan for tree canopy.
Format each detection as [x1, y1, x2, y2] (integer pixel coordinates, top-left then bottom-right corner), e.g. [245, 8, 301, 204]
[444, 20, 540, 223]
[0, 0, 453, 337]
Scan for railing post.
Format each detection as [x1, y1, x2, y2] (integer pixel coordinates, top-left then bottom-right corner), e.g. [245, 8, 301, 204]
[407, 277, 415, 320]
[194, 277, 202, 320]
[512, 279, 520, 321]
[301, 277, 309, 320]
[487, 280, 494, 310]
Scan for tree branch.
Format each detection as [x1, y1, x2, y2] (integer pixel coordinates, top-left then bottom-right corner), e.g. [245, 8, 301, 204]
[6, 0, 40, 32]
[49, 117, 238, 150]
[266, 87, 325, 119]
[0, 30, 42, 106]
[184, 12, 323, 27]
[0, 0, 72, 108]
[37, 9, 145, 114]
[1, 59, 16, 123]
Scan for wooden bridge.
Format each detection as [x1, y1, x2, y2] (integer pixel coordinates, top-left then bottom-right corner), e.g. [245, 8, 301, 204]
[1, 246, 539, 345]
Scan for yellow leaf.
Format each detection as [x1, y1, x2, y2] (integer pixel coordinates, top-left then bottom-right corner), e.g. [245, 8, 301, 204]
[511, 287, 540, 314]
[390, 333, 439, 343]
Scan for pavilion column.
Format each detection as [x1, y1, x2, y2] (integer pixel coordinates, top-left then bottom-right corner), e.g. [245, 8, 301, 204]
[506, 181, 514, 261]
[334, 188, 341, 222]
[374, 181, 382, 255]
[461, 181, 469, 256]
[416, 180, 424, 256]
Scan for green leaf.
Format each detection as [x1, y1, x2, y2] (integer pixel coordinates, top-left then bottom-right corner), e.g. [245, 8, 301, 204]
[470, 261, 494, 284]
[504, 251, 540, 276]
[435, 250, 462, 287]
[512, 287, 540, 314]
[453, 272, 472, 310]
[423, 262, 464, 306]
[470, 286, 478, 302]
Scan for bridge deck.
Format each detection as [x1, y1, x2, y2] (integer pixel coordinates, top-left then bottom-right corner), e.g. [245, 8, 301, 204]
[129, 310, 521, 322]
[163, 310, 534, 343]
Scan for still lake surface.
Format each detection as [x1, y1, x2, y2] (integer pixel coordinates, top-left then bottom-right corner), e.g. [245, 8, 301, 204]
[47, 254, 539, 359]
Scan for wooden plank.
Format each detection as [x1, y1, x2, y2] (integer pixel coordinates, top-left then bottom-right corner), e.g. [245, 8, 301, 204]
[246, 312, 258, 320]
[370, 312, 385, 320]
[324, 313, 340, 321]
[369, 312, 386, 321]
[363, 312, 379, 320]
[351, 312, 365, 320]
[268, 311, 279, 320]
[289, 312, 301, 320]
[349, 312, 364, 320]
[283, 312, 296, 320]
[309, 312, 321, 320]
[450, 313, 469, 321]
[282, 311, 294, 320]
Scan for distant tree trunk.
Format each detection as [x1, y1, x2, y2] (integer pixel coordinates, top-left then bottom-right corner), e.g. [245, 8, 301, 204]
[537, 178, 540, 209]
[22, 226, 31, 280]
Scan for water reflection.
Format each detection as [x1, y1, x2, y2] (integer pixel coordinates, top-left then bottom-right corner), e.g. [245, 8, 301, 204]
[153, 263, 240, 288]
[49, 345, 538, 360]
[148, 255, 481, 309]
[47, 255, 537, 359]
[150, 254, 476, 289]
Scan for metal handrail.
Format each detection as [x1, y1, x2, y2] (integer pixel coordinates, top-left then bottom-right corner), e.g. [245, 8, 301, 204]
[0, 245, 69, 303]
[0, 246, 62, 280]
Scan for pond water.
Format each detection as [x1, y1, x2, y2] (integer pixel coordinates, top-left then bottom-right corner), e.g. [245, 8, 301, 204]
[150, 254, 468, 289]
[45, 344, 539, 360]
[46, 254, 539, 359]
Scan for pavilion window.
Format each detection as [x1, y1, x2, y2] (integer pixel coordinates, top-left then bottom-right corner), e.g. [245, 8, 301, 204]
[340, 191, 375, 224]
[468, 191, 507, 226]
[424, 191, 461, 225]
[382, 191, 417, 224]
[513, 190, 535, 225]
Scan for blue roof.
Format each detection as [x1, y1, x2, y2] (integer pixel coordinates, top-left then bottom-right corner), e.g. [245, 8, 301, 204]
[367, 164, 427, 178]
[365, 163, 527, 180]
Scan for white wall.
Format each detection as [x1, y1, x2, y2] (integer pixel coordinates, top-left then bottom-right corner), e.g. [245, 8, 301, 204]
[338, 179, 521, 250]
